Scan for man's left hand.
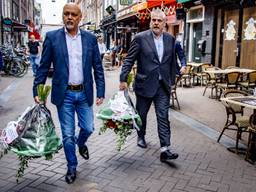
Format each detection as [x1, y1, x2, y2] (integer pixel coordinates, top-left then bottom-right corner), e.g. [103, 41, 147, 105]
[180, 66, 186, 75]
[96, 97, 104, 106]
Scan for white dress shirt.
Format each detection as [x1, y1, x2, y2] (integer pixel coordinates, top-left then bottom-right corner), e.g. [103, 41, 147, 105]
[65, 28, 83, 85]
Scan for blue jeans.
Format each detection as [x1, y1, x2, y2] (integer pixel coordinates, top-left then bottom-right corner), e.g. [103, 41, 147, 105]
[29, 54, 38, 75]
[57, 90, 94, 171]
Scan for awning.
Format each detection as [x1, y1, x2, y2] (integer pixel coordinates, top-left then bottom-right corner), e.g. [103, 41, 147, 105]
[12, 21, 28, 32]
[133, 0, 176, 12]
[177, 0, 193, 3]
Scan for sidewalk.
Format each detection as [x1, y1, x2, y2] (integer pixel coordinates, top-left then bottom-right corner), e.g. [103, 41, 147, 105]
[0, 69, 255, 192]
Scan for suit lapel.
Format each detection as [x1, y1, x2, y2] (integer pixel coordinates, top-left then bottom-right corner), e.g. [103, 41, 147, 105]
[145, 30, 159, 63]
[60, 28, 69, 68]
[81, 31, 87, 68]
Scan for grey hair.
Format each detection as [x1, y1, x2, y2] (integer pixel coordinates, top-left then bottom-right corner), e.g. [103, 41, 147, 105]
[151, 8, 166, 20]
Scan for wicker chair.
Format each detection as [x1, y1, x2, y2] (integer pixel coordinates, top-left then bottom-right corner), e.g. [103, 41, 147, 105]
[180, 65, 193, 87]
[203, 67, 221, 98]
[239, 71, 256, 92]
[216, 72, 241, 98]
[194, 63, 213, 86]
[217, 90, 250, 153]
[245, 113, 256, 164]
[170, 76, 181, 110]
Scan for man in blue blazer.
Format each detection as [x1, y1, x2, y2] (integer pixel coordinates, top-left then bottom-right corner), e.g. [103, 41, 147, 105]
[33, 3, 105, 184]
[119, 9, 178, 162]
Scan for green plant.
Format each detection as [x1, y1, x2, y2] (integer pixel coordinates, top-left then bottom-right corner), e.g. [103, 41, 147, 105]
[37, 84, 51, 103]
[99, 120, 133, 151]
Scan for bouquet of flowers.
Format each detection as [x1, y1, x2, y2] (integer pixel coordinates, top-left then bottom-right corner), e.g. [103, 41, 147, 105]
[0, 84, 62, 182]
[97, 90, 141, 151]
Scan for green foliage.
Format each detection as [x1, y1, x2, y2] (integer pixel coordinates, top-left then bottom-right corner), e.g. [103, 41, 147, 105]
[99, 120, 133, 151]
[37, 84, 51, 103]
[16, 154, 53, 183]
[127, 73, 134, 87]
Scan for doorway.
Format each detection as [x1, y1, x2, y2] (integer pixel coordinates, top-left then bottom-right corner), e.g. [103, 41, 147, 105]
[188, 22, 203, 62]
[216, 7, 256, 69]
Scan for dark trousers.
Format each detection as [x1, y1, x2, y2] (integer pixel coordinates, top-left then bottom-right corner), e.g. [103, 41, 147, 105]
[136, 82, 171, 147]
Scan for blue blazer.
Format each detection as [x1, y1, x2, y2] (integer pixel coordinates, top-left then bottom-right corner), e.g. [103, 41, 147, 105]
[33, 28, 105, 106]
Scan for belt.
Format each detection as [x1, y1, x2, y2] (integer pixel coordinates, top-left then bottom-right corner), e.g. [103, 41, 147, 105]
[67, 84, 84, 91]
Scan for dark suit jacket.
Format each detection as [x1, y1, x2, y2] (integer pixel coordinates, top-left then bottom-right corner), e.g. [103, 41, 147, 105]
[175, 40, 187, 75]
[120, 30, 176, 97]
[33, 28, 105, 106]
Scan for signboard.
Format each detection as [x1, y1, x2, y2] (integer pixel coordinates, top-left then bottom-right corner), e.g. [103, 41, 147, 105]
[120, 0, 133, 5]
[106, 5, 115, 15]
[132, 2, 148, 12]
[2, 18, 12, 32]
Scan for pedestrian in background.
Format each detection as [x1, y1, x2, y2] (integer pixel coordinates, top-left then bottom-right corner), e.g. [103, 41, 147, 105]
[97, 36, 106, 61]
[33, 3, 105, 184]
[27, 35, 40, 76]
[119, 8, 179, 162]
[175, 34, 186, 76]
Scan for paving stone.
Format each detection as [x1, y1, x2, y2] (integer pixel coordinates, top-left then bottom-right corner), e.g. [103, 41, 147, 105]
[1, 69, 256, 192]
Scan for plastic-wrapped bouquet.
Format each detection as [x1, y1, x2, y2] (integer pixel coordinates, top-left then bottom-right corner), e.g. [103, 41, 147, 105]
[0, 84, 62, 182]
[97, 90, 141, 151]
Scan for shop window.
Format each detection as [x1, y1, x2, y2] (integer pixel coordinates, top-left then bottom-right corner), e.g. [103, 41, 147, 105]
[187, 5, 205, 23]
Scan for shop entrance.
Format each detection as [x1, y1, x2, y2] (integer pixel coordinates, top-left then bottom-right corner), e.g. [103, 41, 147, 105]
[216, 7, 256, 69]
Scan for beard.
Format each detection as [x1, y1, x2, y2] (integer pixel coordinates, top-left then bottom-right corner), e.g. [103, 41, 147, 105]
[152, 27, 161, 36]
[65, 21, 74, 30]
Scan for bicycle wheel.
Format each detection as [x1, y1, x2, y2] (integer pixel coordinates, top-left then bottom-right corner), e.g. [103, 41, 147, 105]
[9, 61, 25, 77]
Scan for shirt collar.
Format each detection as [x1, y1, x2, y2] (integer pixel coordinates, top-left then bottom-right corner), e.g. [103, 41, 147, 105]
[151, 30, 163, 40]
[64, 27, 81, 38]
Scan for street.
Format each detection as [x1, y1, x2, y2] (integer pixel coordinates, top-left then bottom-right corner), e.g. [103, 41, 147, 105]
[0, 69, 255, 192]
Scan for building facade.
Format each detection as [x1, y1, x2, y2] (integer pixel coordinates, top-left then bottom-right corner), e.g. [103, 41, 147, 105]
[0, 0, 35, 46]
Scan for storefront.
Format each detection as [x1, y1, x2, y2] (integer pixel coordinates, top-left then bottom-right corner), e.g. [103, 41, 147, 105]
[133, 0, 181, 35]
[1, 18, 29, 46]
[117, 4, 139, 52]
[1, 18, 13, 44]
[178, 0, 216, 64]
[100, 14, 117, 50]
[214, 0, 256, 69]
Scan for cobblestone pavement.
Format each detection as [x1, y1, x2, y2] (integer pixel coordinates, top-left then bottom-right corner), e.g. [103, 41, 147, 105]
[0, 69, 255, 192]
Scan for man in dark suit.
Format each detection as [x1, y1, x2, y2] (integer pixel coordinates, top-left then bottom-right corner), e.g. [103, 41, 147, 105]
[119, 9, 178, 162]
[33, 3, 105, 184]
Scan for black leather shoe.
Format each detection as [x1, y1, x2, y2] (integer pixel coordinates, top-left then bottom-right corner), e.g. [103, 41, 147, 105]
[65, 170, 76, 184]
[79, 145, 89, 160]
[160, 150, 179, 162]
[137, 136, 147, 148]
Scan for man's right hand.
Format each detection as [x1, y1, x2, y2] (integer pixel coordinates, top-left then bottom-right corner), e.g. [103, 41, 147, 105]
[119, 82, 128, 90]
[34, 96, 40, 104]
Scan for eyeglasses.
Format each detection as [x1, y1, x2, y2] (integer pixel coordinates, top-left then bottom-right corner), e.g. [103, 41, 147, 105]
[151, 18, 163, 23]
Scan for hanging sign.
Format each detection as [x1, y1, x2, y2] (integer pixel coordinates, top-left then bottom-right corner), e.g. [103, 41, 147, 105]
[225, 20, 236, 41]
[243, 17, 256, 40]
[120, 0, 133, 6]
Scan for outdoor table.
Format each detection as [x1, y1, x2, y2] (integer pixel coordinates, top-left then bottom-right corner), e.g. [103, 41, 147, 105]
[220, 96, 256, 163]
[205, 68, 255, 75]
